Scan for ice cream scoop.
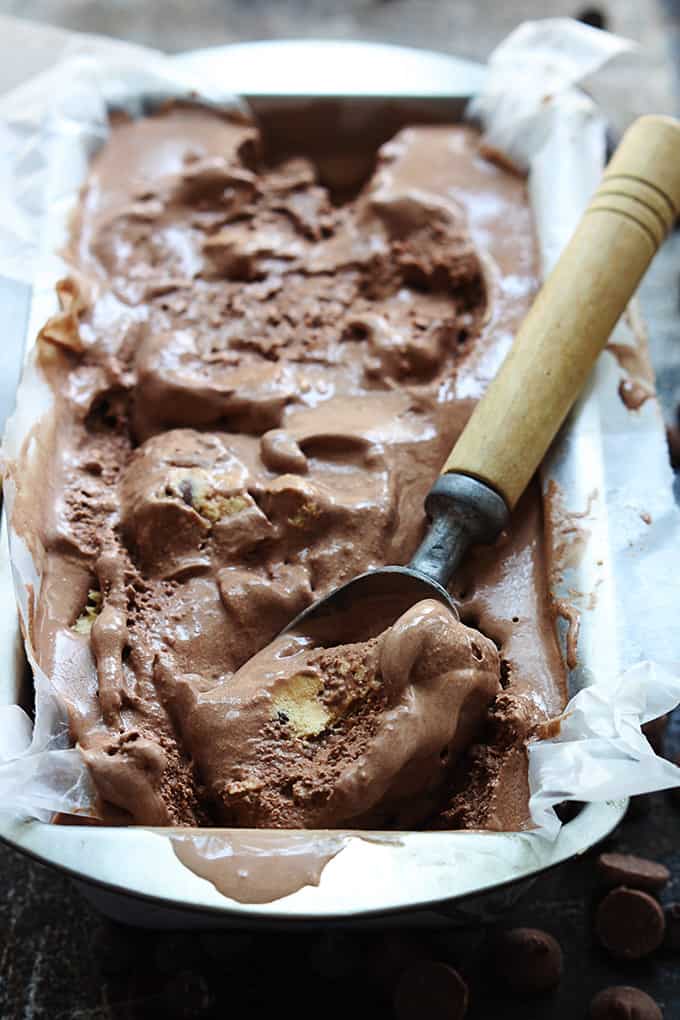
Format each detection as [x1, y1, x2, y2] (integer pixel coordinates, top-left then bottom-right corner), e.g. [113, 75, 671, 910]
[284, 114, 680, 636]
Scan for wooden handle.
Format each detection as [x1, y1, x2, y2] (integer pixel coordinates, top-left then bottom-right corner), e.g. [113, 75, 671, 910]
[444, 114, 680, 509]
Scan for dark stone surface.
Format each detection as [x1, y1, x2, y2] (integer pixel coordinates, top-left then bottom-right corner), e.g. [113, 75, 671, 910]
[2, 782, 680, 1017]
[1, 3, 680, 1018]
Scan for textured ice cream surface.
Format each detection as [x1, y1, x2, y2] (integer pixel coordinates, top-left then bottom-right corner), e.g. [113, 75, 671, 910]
[156, 600, 500, 828]
[8, 103, 567, 831]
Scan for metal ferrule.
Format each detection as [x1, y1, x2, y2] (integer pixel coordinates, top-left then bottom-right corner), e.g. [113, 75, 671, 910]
[409, 473, 510, 590]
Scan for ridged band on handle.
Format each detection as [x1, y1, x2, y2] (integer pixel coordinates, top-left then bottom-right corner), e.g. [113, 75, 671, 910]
[443, 115, 680, 510]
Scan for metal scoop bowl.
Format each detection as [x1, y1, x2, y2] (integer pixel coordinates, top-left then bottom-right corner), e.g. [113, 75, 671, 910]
[283, 115, 680, 641]
[283, 474, 508, 639]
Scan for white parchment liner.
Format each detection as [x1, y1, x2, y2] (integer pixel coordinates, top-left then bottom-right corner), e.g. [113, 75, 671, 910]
[0, 19, 679, 866]
[473, 21, 680, 837]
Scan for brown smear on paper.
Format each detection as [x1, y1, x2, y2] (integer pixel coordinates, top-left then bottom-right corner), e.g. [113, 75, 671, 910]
[545, 480, 596, 586]
[544, 481, 600, 672]
[607, 342, 653, 382]
[552, 598, 581, 671]
[609, 305, 656, 413]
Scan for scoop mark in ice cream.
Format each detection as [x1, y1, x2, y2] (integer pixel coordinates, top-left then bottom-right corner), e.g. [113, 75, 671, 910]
[10, 103, 567, 837]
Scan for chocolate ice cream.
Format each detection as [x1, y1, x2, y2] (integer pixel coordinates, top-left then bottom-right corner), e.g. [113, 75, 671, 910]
[8, 103, 566, 829]
[157, 599, 500, 828]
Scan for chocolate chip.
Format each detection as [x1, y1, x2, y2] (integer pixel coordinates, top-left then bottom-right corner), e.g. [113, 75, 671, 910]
[369, 933, 429, 990]
[589, 986, 662, 1020]
[494, 928, 563, 995]
[394, 960, 468, 1020]
[596, 888, 665, 960]
[664, 901, 680, 951]
[597, 853, 670, 893]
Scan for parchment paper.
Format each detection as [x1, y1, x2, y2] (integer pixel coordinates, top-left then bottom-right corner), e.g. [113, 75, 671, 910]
[1, 18, 679, 843]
